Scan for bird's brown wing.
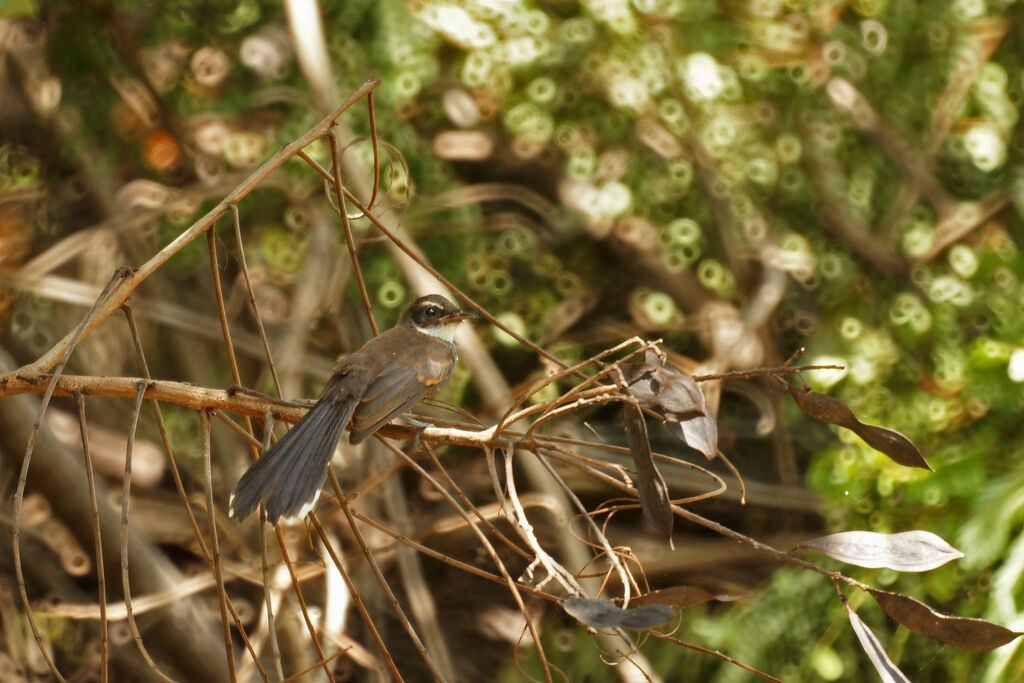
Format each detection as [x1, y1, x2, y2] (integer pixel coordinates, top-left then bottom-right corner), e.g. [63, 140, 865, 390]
[348, 341, 455, 444]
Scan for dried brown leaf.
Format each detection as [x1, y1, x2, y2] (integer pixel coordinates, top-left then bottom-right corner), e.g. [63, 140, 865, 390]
[625, 349, 718, 459]
[868, 588, 1023, 651]
[785, 385, 930, 470]
[623, 350, 705, 418]
[786, 385, 858, 426]
[623, 402, 673, 541]
[854, 423, 930, 470]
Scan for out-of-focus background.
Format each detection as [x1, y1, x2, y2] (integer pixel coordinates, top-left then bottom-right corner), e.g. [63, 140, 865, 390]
[1, 0, 1023, 681]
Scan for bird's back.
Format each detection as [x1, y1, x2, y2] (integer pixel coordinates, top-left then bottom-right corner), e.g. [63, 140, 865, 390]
[328, 326, 457, 444]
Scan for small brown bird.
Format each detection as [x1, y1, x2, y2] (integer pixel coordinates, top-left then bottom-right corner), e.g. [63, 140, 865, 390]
[229, 295, 475, 524]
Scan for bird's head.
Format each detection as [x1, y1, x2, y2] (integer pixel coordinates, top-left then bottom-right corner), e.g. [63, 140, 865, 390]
[401, 294, 477, 341]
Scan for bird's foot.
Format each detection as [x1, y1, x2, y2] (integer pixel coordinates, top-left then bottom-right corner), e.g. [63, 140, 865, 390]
[404, 417, 433, 452]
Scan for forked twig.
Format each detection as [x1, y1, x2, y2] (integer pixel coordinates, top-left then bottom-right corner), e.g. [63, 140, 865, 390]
[12, 266, 130, 683]
[4, 78, 381, 378]
[308, 512, 406, 682]
[121, 306, 269, 681]
[378, 443, 556, 682]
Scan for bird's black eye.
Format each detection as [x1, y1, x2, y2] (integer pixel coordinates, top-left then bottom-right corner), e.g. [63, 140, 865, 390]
[424, 305, 440, 318]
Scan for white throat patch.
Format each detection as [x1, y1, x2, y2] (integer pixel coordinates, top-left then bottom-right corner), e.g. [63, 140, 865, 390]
[416, 321, 461, 343]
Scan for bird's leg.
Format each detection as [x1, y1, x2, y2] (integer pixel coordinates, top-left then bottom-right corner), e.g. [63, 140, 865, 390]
[403, 416, 433, 452]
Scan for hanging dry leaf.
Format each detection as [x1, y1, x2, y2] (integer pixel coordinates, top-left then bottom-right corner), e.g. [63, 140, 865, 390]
[854, 424, 929, 470]
[792, 530, 963, 572]
[623, 402, 673, 542]
[562, 596, 675, 630]
[845, 602, 912, 683]
[632, 586, 745, 609]
[868, 588, 1023, 651]
[666, 416, 718, 460]
[624, 349, 718, 459]
[785, 385, 930, 470]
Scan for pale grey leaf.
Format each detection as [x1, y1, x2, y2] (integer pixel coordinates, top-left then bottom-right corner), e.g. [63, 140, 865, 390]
[794, 530, 964, 572]
[846, 603, 912, 683]
[562, 596, 675, 630]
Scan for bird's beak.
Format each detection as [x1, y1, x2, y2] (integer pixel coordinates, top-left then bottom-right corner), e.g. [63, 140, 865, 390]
[446, 310, 479, 323]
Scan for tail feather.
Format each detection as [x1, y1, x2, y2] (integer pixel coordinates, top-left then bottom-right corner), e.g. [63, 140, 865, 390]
[229, 396, 356, 523]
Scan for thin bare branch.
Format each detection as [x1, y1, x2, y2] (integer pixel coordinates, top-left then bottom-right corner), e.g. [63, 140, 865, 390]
[120, 307, 270, 681]
[119, 381, 176, 683]
[13, 267, 130, 683]
[230, 203, 282, 396]
[14, 79, 381, 376]
[73, 390, 108, 683]
[201, 410, 238, 683]
[329, 125, 378, 334]
[309, 513, 406, 682]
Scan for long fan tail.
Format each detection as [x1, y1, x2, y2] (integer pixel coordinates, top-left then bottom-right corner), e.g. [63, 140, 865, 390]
[229, 395, 356, 524]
